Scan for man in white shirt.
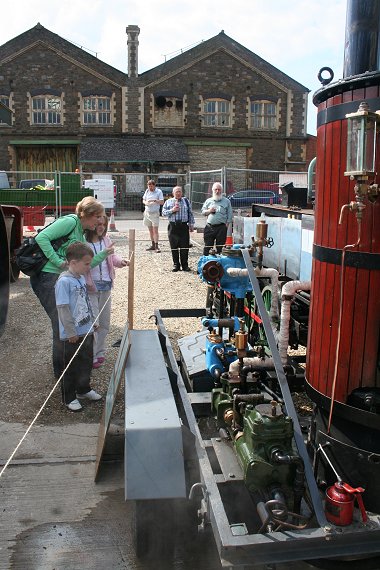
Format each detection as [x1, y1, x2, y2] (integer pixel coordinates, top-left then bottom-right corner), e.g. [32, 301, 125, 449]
[142, 180, 164, 253]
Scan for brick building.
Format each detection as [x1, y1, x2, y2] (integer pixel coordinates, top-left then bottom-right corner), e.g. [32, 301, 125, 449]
[0, 23, 310, 176]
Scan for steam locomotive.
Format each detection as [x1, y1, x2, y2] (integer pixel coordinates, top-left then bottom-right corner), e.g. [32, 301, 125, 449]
[123, 1, 380, 566]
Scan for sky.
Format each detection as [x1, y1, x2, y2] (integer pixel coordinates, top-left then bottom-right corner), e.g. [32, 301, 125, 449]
[2, 0, 348, 135]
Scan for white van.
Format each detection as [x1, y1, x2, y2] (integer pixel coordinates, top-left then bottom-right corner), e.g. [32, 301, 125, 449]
[0, 171, 10, 189]
[83, 177, 115, 210]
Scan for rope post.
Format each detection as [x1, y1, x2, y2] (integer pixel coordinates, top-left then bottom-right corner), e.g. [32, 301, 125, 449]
[128, 229, 135, 329]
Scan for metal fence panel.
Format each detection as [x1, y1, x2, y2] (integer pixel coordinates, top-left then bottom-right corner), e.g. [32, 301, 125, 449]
[0, 171, 92, 222]
[188, 168, 307, 211]
[189, 169, 222, 211]
[0, 170, 189, 218]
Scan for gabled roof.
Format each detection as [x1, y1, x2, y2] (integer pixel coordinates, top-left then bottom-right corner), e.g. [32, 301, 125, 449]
[0, 23, 126, 86]
[139, 31, 309, 93]
[79, 137, 189, 163]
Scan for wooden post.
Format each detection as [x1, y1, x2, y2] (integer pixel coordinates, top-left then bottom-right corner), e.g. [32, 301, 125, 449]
[128, 228, 135, 329]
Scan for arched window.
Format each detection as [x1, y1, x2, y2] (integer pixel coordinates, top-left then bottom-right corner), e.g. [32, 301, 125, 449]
[203, 98, 231, 127]
[250, 100, 277, 130]
[32, 95, 61, 124]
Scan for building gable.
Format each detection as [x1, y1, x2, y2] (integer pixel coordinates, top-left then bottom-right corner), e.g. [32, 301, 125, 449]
[0, 23, 126, 86]
[143, 46, 290, 94]
[139, 31, 308, 94]
[1, 40, 124, 88]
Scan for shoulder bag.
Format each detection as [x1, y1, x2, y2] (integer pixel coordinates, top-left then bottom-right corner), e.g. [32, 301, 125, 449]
[15, 216, 77, 276]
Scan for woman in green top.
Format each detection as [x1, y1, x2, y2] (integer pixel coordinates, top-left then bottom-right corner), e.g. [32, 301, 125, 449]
[30, 196, 114, 379]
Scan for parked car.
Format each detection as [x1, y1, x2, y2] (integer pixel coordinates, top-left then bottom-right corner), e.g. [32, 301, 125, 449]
[227, 189, 281, 208]
[19, 179, 54, 190]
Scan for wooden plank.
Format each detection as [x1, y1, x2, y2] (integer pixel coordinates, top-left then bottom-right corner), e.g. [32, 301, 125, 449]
[94, 322, 131, 481]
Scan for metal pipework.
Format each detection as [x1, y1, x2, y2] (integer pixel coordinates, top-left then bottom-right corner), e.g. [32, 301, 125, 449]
[250, 216, 274, 269]
[234, 317, 248, 352]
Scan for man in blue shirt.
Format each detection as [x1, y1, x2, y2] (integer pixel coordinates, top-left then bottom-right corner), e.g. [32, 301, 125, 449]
[201, 182, 233, 255]
[162, 186, 195, 272]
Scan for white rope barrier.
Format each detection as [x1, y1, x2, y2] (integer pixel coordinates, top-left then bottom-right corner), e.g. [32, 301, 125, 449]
[0, 236, 226, 477]
[0, 296, 111, 479]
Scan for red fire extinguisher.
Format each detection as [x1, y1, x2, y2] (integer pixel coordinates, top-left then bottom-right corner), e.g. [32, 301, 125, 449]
[325, 481, 367, 526]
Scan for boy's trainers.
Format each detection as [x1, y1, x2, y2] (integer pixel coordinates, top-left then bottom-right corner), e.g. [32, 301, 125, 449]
[92, 359, 102, 369]
[77, 389, 102, 401]
[67, 399, 83, 412]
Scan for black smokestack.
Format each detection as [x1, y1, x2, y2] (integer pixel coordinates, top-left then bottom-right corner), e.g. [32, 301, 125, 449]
[343, 0, 380, 77]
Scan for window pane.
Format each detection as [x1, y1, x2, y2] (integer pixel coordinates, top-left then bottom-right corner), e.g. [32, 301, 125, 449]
[33, 98, 45, 110]
[251, 100, 276, 129]
[204, 101, 216, 113]
[203, 98, 230, 128]
[47, 97, 61, 111]
[83, 96, 111, 124]
[33, 112, 45, 123]
[98, 112, 110, 124]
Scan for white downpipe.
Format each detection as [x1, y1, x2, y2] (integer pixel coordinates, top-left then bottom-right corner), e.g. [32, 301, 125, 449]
[278, 280, 311, 365]
[226, 266, 280, 320]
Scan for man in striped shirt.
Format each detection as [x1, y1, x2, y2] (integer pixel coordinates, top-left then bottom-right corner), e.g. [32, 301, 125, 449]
[162, 186, 195, 272]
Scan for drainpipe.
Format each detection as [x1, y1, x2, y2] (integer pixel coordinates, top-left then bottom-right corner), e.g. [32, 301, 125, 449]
[278, 280, 311, 365]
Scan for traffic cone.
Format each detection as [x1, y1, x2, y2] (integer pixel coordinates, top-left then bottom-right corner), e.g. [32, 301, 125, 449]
[225, 223, 233, 246]
[109, 209, 118, 232]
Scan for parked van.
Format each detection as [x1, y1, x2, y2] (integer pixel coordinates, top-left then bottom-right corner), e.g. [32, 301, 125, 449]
[83, 177, 115, 210]
[0, 171, 10, 189]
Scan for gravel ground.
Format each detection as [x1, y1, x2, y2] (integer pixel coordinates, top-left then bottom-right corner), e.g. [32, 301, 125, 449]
[0, 229, 207, 426]
[1, 227, 311, 428]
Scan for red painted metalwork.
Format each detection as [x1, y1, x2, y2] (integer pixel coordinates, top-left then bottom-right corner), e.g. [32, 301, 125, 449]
[306, 85, 380, 404]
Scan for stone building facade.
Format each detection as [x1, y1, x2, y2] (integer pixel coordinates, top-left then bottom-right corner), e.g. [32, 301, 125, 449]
[0, 23, 310, 178]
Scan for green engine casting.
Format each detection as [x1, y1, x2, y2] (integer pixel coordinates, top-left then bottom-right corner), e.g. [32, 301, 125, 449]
[212, 390, 297, 493]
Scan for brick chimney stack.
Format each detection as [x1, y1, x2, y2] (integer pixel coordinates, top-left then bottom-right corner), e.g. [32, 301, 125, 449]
[126, 25, 140, 78]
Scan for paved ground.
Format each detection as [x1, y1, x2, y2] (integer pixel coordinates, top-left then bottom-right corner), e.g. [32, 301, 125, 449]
[0, 419, 227, 570]
[0, 210, 315, 570]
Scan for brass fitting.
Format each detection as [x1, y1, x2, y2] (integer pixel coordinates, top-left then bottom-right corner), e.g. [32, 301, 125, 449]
[223, 409, 234, 426]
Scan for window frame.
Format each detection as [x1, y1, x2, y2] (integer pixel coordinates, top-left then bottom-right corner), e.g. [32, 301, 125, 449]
[202, 97, 231, 128]
[31, 95, 62, 125]
[153, 94, 185, 128]
[250, 99, 277, 131]
[82, 96, 112, 126]
[0, 95, 12, 126]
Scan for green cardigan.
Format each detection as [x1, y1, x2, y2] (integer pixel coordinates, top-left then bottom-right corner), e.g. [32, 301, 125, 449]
[35, 214, 108, 274]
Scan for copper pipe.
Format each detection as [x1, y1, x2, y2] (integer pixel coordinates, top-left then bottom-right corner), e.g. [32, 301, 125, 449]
[327, 218, 362, 433]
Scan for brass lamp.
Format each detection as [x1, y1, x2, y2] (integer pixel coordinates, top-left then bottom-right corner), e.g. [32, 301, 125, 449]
[344, 102, 378, 178]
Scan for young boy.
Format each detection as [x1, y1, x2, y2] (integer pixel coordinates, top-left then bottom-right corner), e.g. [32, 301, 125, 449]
[55, 241, 102, 411]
